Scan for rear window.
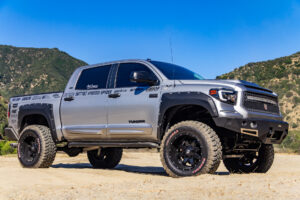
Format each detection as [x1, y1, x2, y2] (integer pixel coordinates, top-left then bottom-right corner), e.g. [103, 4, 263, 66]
[75, 65, 111, 90]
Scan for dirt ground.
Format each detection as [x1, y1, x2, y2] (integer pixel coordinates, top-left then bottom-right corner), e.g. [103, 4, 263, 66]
[0, 152, 299, 200]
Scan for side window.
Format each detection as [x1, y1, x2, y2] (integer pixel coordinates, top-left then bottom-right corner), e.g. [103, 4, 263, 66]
[116, 63, 158, 88]
[75, 65, 111, 90]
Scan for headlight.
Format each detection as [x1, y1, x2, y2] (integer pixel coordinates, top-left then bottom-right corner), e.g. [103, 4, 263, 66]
[209, 89, 237, 105]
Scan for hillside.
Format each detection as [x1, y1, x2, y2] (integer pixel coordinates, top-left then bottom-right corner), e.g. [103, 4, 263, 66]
[0, 45, 87, 135]
[0, 45, 87, 98]
[217, 52, 300, 129]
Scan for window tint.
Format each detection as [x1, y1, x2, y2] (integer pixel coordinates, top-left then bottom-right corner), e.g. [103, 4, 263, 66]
[116, 63, 157, 88]
[150, 61, 204, 80]
[75, 65, 111, 90]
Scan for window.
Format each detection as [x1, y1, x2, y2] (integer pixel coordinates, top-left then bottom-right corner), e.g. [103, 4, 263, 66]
[116, 63, 158, 88]
[75, 65, 111, 90]
[150, 61, 205, 80]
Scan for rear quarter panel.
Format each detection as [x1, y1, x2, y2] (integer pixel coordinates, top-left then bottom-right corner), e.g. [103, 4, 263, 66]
[9, 92, 63, 140]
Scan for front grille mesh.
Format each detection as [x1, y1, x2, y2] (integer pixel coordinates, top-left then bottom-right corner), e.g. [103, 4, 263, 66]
[243, 92, 280, 114]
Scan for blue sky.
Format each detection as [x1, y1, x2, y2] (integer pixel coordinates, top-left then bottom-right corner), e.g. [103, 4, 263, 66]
[1, 0, 300, 78]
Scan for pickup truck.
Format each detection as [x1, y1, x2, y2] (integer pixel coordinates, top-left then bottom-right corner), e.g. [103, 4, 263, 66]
[4, 59, 288, 177]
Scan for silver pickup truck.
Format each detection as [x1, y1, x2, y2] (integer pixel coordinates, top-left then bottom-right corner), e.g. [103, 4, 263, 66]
[4, 59, 288, 177]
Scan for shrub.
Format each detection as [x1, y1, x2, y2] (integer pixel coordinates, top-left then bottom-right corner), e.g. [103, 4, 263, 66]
[293, 96, 300, 104]
[286, 91, 293, 98]
[0, 141, 17, 155]
[279, 130, 300, 153]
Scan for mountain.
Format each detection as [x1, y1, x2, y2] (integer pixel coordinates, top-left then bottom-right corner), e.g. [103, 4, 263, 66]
[0, 45, 87, 136]
[217, 52, 300, 129]
[0, 45, 87, 98]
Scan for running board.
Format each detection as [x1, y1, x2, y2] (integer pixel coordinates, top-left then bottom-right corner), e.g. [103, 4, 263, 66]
[68, 142, 159, 148]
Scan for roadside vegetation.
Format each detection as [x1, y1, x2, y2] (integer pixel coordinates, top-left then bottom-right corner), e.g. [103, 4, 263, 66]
[277, 130, 300, 154]
[0, 141, 16, 155]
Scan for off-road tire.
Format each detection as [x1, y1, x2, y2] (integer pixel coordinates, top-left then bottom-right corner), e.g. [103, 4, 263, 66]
[18, 125, 57, 168]
[223, 144, 274, 173]
[87, 148, 122, 169]
[208, 132, 222, 174]
[160, 121, 222, 178]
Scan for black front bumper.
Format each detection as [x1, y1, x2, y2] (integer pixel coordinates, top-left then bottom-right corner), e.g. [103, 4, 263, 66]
[213, 117, 289, 144]
[4, 127, 18, 141]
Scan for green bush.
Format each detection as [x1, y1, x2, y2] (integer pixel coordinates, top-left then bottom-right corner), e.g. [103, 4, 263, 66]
[285, 92, 293, 98]
[0, 140, 17, 155]
[279, 130, 300, 153]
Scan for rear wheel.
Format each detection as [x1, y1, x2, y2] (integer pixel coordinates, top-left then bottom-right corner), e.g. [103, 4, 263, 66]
[160, 121, 222, 177]
[223, 144, 274, 173]
[17, 125, 57, 168]
[87, 148, 122, 169]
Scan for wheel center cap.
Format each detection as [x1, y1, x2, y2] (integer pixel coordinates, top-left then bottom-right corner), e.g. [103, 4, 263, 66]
[185, 147, 193, 156]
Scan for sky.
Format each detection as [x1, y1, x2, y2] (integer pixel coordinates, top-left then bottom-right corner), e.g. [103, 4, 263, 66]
[1, 0, 300, 78]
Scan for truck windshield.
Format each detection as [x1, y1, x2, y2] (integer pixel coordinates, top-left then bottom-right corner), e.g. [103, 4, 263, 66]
[150, 61, 204, 80]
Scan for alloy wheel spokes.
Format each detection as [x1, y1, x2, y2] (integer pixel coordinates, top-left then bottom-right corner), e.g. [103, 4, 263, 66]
[170, 134, 203, 170]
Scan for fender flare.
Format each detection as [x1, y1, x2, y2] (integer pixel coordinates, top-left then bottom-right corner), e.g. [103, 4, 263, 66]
[18, 103, 58, 142]
[157, 92, 218, 140]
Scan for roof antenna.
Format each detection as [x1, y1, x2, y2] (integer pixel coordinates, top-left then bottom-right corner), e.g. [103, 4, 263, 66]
[169, 36, 174, 63]
[169, 35, 176, 87]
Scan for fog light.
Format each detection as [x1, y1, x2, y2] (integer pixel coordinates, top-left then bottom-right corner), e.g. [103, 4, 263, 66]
[250, 122, 257, 129]
[241, 121, 247, 126]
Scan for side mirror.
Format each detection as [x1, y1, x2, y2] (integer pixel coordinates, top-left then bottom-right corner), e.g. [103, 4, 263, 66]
[130, 71, 157, 85]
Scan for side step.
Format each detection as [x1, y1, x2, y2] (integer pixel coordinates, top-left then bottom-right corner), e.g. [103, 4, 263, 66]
[68, 142, 160, 148]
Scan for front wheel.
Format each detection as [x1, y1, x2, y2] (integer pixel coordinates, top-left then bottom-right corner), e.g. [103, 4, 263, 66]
[87, 148, 122, 169]
[17, 125, 57, 168]
[223, 144, 274, 173]
[160, 121, 222, 178]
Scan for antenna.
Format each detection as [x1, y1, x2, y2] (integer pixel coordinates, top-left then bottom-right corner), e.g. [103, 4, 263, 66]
[169, 36, 174, 63]
[169, 35, 176, 87]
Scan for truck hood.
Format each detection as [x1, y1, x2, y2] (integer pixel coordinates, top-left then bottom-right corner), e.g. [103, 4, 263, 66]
[178, 79, 272, 93]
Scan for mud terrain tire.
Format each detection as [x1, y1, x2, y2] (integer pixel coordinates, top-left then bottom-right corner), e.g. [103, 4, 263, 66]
[223, 144, 274, 173]
[18, 125, 57, 168]
[87, 148, 123, 169]
[160, 121, 222, 177]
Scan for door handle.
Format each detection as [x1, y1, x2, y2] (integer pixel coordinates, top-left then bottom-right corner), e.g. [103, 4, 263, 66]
[108, 93, 121, 98]
[64, 96, 74, 101]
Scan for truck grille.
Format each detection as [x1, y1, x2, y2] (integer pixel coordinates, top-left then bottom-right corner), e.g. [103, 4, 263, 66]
[243, 92, 280, 114]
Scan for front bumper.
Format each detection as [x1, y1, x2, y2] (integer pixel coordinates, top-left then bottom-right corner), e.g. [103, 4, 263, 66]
[4, 127, 18, 141]
[213, 117, 289, 144]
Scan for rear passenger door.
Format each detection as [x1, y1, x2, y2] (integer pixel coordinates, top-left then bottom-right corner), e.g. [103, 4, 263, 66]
[107, 62, 161, 141]
[61, 65, 112, 141]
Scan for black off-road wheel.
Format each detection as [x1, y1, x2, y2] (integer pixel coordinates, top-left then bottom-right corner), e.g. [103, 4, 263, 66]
[87, 148, 122, 169]
[223, 144, 274, 173]
[160, 121, 222, 178]
[17, 125, 57, 168]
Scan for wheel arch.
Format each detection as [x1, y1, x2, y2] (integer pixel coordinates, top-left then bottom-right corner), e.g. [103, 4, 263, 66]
[157, 92, 218, 141]
[18, 103, 58, 142]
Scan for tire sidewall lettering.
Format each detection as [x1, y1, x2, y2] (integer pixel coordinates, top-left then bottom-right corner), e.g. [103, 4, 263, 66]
[164, 126, 208, 176]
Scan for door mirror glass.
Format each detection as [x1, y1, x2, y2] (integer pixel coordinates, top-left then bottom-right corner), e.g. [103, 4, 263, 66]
[130, 71, 157, 86]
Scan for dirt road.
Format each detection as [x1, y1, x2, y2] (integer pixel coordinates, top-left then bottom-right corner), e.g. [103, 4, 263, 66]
[0, 152, 299, 200]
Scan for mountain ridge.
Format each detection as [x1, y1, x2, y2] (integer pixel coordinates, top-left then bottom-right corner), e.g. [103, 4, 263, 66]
[0, 45, 87, 98]
[0, 44, 87, 135]
[217, 51, 300, 129]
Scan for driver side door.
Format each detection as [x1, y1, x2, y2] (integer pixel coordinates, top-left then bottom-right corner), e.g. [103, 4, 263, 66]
[107, 62, 161, 141]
